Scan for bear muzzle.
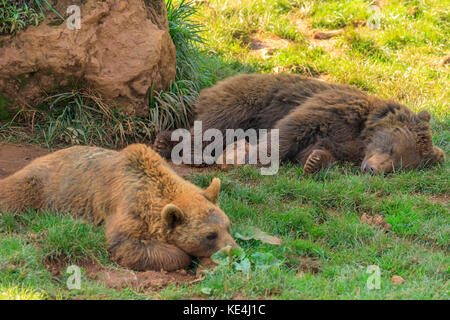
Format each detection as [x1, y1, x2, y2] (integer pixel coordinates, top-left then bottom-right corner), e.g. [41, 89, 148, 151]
[361, 153, 393, 174]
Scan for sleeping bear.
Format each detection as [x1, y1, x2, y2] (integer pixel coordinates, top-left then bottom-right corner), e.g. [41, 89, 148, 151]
[154, 74, 445, 174]
[0, 144, 237, 271]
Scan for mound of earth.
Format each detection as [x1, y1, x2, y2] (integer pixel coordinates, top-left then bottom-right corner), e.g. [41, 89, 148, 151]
[45, 258, 199, 293]
[83, 261, 198, 292]
[0, 0, 175, 117]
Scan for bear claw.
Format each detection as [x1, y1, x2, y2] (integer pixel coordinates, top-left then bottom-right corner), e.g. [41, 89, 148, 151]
[303, 149, 335, 175]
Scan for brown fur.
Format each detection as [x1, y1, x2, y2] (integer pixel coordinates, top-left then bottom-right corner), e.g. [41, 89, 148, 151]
[154, 74, 445, 174]
[0, 144, 237, 271]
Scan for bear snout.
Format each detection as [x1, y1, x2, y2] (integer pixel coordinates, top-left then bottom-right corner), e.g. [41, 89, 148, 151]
[217, 234, 239, 252]
[362, 162, 378, 174]
[226, 237, 238, 249]
[361, 153, 393, 174]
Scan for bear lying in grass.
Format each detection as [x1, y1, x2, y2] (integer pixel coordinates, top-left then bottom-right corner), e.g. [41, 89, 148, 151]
[0, 144, 237, 271]
[154, 74, 445, 174]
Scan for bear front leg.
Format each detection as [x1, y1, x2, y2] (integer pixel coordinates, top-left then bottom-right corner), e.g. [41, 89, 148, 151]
[302, 149, 336, 175]
[105, 210, 191, 271]
[106, 231, 192, 271]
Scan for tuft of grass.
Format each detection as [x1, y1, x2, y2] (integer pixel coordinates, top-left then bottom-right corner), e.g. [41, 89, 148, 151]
[0, 0, 42, 34]
[148, 0, 238, 132]
[7, 90, 155, 149]
[28, 211, 107, 262]
[0, 0, 64, 34]
[146, 0, 209, 132]
[0, 285, 46, 300]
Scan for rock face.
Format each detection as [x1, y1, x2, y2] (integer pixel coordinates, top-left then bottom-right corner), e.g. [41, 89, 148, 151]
[0, 0, 176, 117]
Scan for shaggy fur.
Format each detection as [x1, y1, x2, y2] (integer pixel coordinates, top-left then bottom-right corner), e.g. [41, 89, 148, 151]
[0, 144, 237, 271]
[154, 74, 445, 174]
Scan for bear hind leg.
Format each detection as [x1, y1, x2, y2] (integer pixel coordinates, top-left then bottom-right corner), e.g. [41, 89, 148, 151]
[302, 149, 336, 175]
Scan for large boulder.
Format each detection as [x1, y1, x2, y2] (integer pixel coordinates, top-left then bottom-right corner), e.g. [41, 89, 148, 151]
[0, 0, 176, 117]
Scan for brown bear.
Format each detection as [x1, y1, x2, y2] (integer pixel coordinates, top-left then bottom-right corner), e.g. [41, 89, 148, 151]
[154, 74, 445, 174]
[0, 144, 237, 271]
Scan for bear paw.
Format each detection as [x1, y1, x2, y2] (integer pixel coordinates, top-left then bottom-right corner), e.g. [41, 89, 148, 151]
[303, 149, 335, 175]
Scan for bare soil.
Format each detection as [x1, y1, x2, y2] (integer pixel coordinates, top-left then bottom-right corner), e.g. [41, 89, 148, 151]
[83, 261, 198, 292]
[0, 143, 48, 179]
[44, 258, 200, 293]
[249, 35, 291, 60]
[289, 16, 346, 58]
[428, 194, 449, 205]
[360, 213, 391, 232]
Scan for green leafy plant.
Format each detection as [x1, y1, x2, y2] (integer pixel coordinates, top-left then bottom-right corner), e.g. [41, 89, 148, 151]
[0, 0, 64, 34]
[211, 246, 282, 275]
[166, 0, 208, 86]
[9, 90, 155, 149]
[0, 0, 41, 34]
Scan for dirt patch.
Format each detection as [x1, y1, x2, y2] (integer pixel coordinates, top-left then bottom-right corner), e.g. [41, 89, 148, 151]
[250, 36, 291, 51]
[0, 143, 49, 179]
[83, 261, 198, 292]
[289, 16, 345, 58]
[286, 254, 321, 275]
[249, 35, 291, 59]
[428, 194, 449, 205]
[298, 256, 320, 274]
[44, 256, 69, 278]
[0, 143, 213, 179]
[45, 258, 200, 293]
[360, 213, 391, 232]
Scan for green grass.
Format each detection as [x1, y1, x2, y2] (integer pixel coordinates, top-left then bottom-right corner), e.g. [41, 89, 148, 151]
[0, 0, 42, 34]
[0, 0, 449, 299]
[0, 0, 64, 34]
[0, 210, 142, 299]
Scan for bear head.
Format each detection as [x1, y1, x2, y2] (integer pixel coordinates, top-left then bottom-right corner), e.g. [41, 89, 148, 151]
[161, 178, 238, 258]
[362, 109, 445, 174]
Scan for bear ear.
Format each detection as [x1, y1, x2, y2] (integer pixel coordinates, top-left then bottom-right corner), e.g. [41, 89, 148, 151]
[203, 178, 221, 204]
[417, 110, 431, 122]
[161, 204, 185, 229]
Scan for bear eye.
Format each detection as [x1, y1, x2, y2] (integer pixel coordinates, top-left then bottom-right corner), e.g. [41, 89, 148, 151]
[206, 232, 218, 241]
